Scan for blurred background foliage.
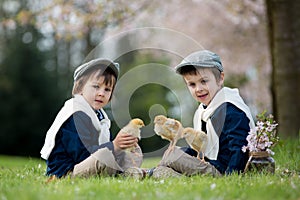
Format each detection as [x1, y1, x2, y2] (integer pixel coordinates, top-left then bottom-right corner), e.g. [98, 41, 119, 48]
[0, 0, 299, 157]
[0, 24, 66, 156]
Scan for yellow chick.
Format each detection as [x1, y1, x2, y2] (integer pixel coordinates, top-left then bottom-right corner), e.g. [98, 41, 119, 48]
[154, 115, 183, 154]
[154, 115, 168, 139]
[163, 118, 183, 149]
[120, 118, 144, 167]
[181, 127, 208, 162]
[121, 118, 145, 151]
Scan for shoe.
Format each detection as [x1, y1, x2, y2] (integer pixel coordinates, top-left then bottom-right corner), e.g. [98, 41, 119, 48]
[123, 167, 146, 180]
[152, 166, 182, 179]
[145, 167, 155, 177]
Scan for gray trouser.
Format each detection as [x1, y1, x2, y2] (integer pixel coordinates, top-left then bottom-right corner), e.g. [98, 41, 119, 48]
[72, 146, 143, 178]
[159, 147, 221, 177]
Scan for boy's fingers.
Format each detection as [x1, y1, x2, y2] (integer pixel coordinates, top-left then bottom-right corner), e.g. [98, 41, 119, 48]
[119, 137, 138, 149]
[119, 133, 138, 140]
[120, 138, 137, 145]
[114, 132, 139, 150]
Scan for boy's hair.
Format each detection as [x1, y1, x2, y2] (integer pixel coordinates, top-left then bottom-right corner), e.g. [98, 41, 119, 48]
[178, 65, 223, 82]
[72, 67, 117, 98]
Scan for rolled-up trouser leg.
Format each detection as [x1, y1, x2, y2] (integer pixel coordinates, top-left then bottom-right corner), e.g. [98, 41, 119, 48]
[159, 147, 221, 177]
[72, 148, 123, 178]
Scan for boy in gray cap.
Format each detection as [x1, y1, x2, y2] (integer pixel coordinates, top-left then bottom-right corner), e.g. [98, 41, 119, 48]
[41, 58, 143, 179]
[155, 50, 255, 177]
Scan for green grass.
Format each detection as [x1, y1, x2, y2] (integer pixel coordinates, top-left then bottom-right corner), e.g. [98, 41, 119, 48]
[0, 139, 299, 200]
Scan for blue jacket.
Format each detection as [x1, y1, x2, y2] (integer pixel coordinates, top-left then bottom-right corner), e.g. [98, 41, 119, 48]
[46, 111, 113, 178]
[182, 102, 250, 175]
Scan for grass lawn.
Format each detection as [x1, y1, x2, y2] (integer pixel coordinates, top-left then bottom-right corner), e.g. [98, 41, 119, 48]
[0, 139, 299, 200]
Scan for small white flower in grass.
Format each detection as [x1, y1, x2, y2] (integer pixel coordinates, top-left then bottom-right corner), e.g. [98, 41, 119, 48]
[38, 164, 42, 169]
[267, 181, 274, 185]
[210, 183, 216, 190]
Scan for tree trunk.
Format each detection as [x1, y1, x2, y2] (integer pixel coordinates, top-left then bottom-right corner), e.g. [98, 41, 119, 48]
[266, 0, 300, 138]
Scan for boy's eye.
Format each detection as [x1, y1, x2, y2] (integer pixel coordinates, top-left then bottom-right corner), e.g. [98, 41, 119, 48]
[93, 85, 100, 89]
[105, 87, 112, 92]
[201, 79, 208, 84]
[188, 82, 195, 87]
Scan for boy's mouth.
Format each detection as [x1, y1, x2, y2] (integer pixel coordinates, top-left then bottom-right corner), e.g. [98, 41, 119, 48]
[197, 93, 208, 98]
[197, 93, 209, 101]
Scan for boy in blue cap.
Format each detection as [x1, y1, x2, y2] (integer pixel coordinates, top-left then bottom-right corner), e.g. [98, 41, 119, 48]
[156, 50, 255, 177]
[40, 58, 143, 179]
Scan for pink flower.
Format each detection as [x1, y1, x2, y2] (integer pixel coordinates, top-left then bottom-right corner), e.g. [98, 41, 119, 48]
[242, 111, 279, 154]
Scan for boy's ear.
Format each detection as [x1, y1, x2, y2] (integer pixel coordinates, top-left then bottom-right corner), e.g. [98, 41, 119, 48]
[219, 72, 225, 86]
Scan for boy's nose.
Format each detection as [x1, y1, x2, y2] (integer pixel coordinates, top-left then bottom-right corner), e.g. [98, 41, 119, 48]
[97, 89, 105, 96]
[195, 84, 203, 92]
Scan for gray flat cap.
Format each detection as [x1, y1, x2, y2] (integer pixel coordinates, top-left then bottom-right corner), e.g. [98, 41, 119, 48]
[175, 50, 223, 73]
[74, 58, 119, 81]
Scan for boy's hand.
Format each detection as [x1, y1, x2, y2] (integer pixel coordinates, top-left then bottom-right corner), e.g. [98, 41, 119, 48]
[113, 131, 138, 151]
